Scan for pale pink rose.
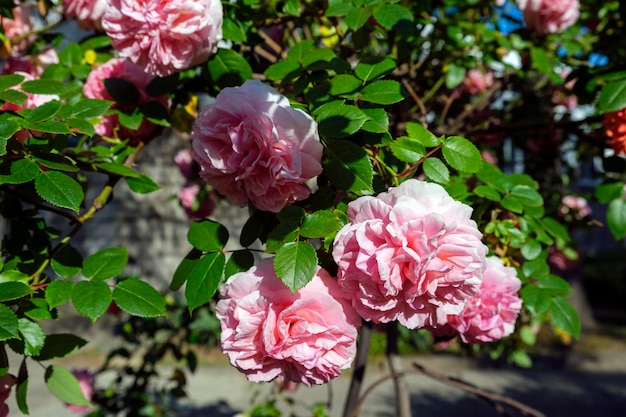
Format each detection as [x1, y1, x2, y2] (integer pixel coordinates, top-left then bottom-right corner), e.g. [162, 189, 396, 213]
[2, 4, 36, 56]
[66, 369, 94, 413]
[216, 259, 361, 386]
[177, 183, 216, 220]
[332, 179, 488, 329]
[560, 195, 591, 219]
[174, 148, 197, 181]
[463, 68, 495, 95]
[102, 0, 223, 76]
[0, 374, 16, 417]
[447, 256, 522, 344]
[192, 80, 323, 213]
[62, 0, 108, 30]
[83, 58, 169, 143]
[517, 0, 580, 34]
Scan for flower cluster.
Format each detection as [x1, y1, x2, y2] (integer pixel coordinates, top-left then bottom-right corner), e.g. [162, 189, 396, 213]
[332, 179, 489, 329]
[102, 0, 223, 76]
[216, 259, 361, 386]
[192, 80, 323, 213]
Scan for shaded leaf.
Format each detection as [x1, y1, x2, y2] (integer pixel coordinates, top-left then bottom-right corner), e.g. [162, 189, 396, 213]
[34, 171, 84, 213]
[323, 139, 374, 194]
[185, 252, 225, 312]
[45, 365, 92, 407]
[113, 279, 166, 318]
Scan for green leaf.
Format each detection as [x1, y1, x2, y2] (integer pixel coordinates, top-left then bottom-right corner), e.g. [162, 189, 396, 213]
[222, 17, 247, 42]
[82, 247, 128, 280]
[315, 101, 369, 138]
[325, 0, 354, 17]
[522, 257, 550, 280]
[0, 119, 21, 142]
[530, 47, 551, 75]
[345, 6, 372, 31]
[301, 48, 335, 69]
[509, 349, 532, 368]
[510, 185, 543, 207]
[185, 252, 225, 312]
[445, 63, 467, 89]
[0, 304, 19, 341]
[20, 80, 75, 97]
[17, 319, 45, 356]
[283, 0, 302, 16]
[359, 80, 407, 105]
[96, 162, 142, 178]
[34, 171, 84, 213]
[71, 99, 112, 119]
[266, 223, 300, 252]
[208, 48, 253, 89]
[187, 220, 229, 252]
[0, 89, 27, 106]
[372, 3, 413, 30]
[264, 60, 301, 82]
[607, 198, 626, 239]
[521, 239, 542, 260]
[595, 182, 623, 203]
[71, 280, 112, 322]
[597, 79, 626, 114]
[45, 281, 74, 309]
[329, 74, 362, 97]
[21, 100, 61, 123]
[31, 153, 78, 173]
[224, 250, 255, 279]
[51, 245, 82, 279]
[538, 275, 572, 297]
[125, 174, 161, 194]
[0, 158, 39, 185]
[323, 139, 374, 194]
[58, 42, 82, 67]
[66, 117, 95, 136]
[0, 73, 25, 91]
[273, 241, 318, 292]
[113, 279, 166, 318]
[423, 157, 450, 184]
[34, 334, 87, 361]
[301, 210, 344, 238]
[20, 120, 71, 134]
[361, 108, 389, 133]
[16, 359, 28, 414]
[287, 40, 315, 61]
[541, 217, 570, 242]
[520, 285, 552, 315]
[0, 282, 32, 302]
[406, 121, 439, 147]
[442, 136, 483, 173]
[170, 249, 202, 291]
[473, 185, 501, 201]
[45, 365, 92, 407]
[389, 136, 426, 163]
[550, 297, 580, 338]
[355, 56, 397, 82]
[501, 196, 524, 213]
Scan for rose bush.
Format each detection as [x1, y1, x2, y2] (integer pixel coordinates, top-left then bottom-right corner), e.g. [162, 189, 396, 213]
[192, 79, 323, 213]
[216, 259, 360, 386]
[102, 0, 223, 76]
[332, 179, 488, 329]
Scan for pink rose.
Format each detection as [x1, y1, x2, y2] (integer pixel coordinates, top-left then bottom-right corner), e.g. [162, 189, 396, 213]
[66, 369, 94, 413]
[517, 0, 579, 34]
[2, 48, 58, 78]
[463, 68, 495, 95]
[560, 195, 591, 220]
[2, 4, 35, 56]
[177, 183, 216, 220]
[62, 0, 108, 30]
[216, 259, 361, 386]
[174, 148, 197, 181]
[332, 179, 488, 329]
[0, 374, 16, 417]
[447, 256, 522, 344]
[102, 0, 223, 76]
[192, 80, 323, 213]
[83, 58, 169, 143]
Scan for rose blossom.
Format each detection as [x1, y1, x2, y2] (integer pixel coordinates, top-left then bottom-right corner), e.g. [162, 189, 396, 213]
[83, 58, 169, 143]
[0, 374, 16, 417]
[66, 369, 94, 413]
[517, 0, 579, 35]
[447, 256, 522, 344]
[604, 108, 626, 155]
[177, 183, 216, 220]
[192, 80, 323, 213]
[216, 259, 361, 386]
[2, 4, 36, 56]
[463, 68, 495, 95]
[102, 0, 223, 76]
[2, 48, 59, 78]
[62, 0, 108, 30]
[332, 179, 488, 329]
[174, 148, 197, 181]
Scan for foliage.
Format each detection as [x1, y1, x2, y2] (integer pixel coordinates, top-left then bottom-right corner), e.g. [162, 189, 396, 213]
[1, 0, 625, 415]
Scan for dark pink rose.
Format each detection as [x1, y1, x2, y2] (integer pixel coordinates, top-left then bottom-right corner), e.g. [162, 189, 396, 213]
[463, 68, 495, 95]
[0, 374, 16, 417]
[2, 4, 35, 56]
[447, 256, 522, 343]
[62, 0, 108, 30]
[192, 80, 323, 213]
[177, 183, 216, 220]
[1, 48, 59, 77]
[83, 58, 169, 143]
[216, 259, 361, 386]
[102, 0, 223, 76]
[332, 179, 488, 329]
[517, 0, 579, 34]
[66, 369, 94, 413]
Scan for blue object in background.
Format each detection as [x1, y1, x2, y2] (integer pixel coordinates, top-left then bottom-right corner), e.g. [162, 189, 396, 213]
[490, 0, 525, 35]
[588, 52, 609, 68]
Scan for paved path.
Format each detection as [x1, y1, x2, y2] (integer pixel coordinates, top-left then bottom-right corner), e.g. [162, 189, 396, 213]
[8, 350, 626, 417]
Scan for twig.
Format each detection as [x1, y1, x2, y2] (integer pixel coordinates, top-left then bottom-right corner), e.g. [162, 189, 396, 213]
[387, 323, 412, 417]
[342, 321, 372, 417]
[402, 78, 427, 120]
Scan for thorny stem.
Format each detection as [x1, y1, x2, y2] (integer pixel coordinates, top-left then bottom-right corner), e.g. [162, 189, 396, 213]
[342, 321, 372, 417]
[9, 19, 62, 43]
